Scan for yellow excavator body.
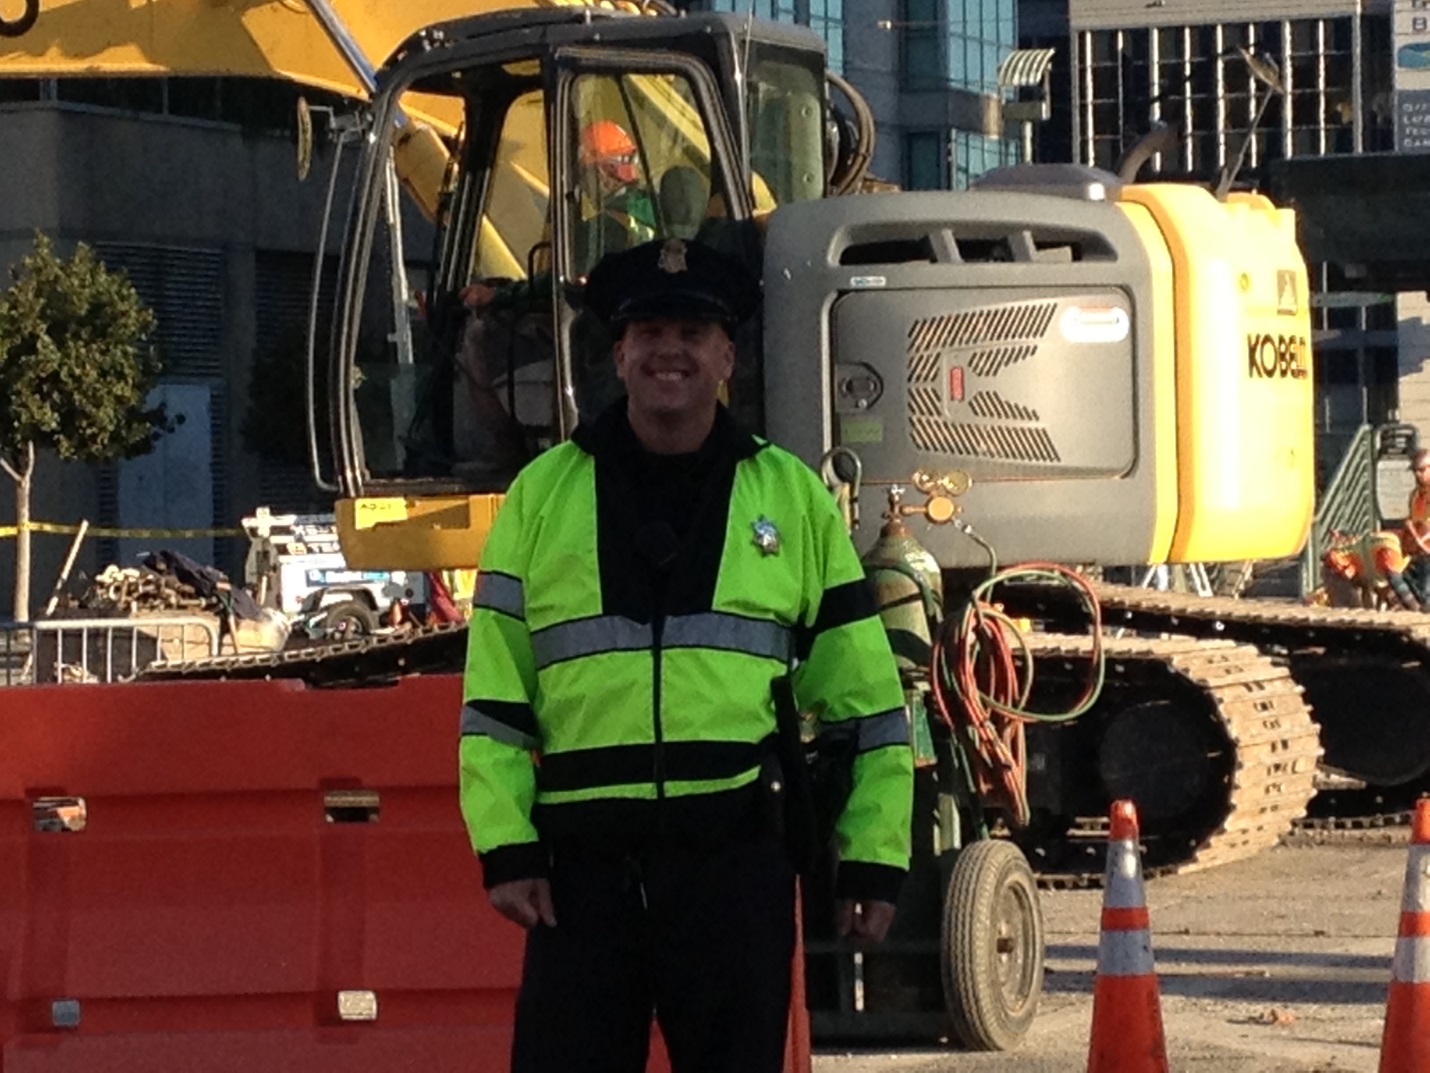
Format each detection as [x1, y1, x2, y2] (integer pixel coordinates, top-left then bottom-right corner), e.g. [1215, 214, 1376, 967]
[1121, 184, 1316, 563]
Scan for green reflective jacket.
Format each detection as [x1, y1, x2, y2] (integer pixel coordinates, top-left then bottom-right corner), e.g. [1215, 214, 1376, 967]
[459, 405, 913, 902]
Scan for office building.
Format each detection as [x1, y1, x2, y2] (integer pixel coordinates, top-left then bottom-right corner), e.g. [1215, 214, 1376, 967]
[689, 0, 1022, 187]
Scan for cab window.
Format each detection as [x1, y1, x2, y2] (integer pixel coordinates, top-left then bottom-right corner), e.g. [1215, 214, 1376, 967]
[745, 51, 827, 206]
[567, 70, 733, 279]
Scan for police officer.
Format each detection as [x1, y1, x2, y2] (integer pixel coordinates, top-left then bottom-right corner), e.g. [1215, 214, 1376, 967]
[459, 237, 914, 1073]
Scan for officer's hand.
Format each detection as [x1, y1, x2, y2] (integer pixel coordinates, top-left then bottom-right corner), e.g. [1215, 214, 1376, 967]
[835, 898, 896, 945]
[489, 878, 556, 929]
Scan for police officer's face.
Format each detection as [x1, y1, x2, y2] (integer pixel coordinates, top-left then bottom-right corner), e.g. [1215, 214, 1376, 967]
[613, 317, 734, 424]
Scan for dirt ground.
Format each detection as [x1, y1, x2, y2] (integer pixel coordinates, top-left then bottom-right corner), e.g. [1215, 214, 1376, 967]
[814, 839, 1409, 1071]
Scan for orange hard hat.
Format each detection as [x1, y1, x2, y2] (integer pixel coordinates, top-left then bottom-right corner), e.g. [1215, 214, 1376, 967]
[580, 119, 639, 183]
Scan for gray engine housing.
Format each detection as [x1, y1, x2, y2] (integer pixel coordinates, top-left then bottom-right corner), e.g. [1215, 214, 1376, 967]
[761, 189, 1163, 568]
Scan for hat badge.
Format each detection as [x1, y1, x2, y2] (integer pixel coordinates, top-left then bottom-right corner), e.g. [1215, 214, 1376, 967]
[752, 515, 781, 556]
[658, 238, 689, 275]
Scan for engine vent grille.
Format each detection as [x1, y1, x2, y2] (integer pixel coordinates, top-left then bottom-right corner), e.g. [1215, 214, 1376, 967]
[968, 345, 1038, 377]
[969, 391, 1038, 422]
[906, 300, 1061, 464]
[906, 302, 1057, 354]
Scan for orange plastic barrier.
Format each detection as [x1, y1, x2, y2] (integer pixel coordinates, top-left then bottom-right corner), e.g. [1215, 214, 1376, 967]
[0, 676, 808, 1073]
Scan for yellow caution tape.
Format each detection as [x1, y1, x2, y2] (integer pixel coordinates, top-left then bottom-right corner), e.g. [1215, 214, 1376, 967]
[0, 521, 244, 539]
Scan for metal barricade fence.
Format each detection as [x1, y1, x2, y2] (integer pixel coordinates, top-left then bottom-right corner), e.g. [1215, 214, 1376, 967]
[0, 621, 29, 687]
[0, 617, 219, 687]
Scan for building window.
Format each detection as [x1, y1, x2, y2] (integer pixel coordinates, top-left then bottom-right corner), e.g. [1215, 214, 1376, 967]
[1078, 17, 1358, 181]
[808, 0, 844, 74]
[1363, 14, 1394, 153]
[953, 130, 1014, 188]
[905, 130, 946, 189]
[694, 0, 841, 73]
[700, 0, 799, 17]
[952, 0, 1017, 96]
[901, 0, 944, 90]
[1084, 29, 1123, 172]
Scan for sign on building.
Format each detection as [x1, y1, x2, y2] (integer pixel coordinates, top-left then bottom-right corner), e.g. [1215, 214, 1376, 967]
[1397, 0, 1430, 149]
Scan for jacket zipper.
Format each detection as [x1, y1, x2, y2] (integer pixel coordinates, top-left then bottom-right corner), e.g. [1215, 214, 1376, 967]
[652, 604, 667, 824]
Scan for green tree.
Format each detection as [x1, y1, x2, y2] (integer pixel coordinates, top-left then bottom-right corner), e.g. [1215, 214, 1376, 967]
[0, 233, 166, 621]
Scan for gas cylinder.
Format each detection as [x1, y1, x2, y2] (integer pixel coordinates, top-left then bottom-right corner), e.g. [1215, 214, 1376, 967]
[863, 507, 944, 767]
[863, 514, 943, 667]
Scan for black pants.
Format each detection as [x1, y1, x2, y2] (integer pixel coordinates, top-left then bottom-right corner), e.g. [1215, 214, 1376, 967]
[510, 835, 796, 1073]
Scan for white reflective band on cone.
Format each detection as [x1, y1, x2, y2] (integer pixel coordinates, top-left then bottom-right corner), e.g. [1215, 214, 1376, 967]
[1392, 937, 1430, 984]
[1401, 845, 1430, 912]
[1103, 840, 1146, 908]
[1097, 928, 1156, 976]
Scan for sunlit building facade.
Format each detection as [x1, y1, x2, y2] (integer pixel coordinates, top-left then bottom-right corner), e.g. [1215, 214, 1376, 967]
[689, 0, 1022, 187]
[1019, 0, 1430, 472]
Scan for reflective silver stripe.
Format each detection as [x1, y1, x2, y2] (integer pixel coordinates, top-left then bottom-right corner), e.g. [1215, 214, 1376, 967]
[1402, 845, 1430, 911]
[531, 613, 793, 669]
[1103, 841, 1146, 908]
[1096, 928, 1155, 976]
[532, 616, 652, 669]
[850, 707, 910, 753]
[475, 572, 524, 620]
[1393, 935, 1430, 983]
[664, 612, 792, 663]
[460, 705, 539, 749]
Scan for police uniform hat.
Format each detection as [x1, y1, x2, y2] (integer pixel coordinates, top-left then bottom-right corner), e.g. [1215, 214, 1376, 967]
[583, 237, 761, 333]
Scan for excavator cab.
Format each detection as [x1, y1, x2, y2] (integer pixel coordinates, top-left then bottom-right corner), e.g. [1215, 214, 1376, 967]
[326, 10, 829, 569]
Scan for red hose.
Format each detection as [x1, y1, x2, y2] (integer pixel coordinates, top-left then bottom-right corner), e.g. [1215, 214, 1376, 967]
[929, 563, 1104, 828]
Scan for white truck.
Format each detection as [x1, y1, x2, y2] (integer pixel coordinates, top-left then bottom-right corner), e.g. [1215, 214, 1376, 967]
[242, 508, 426, 637]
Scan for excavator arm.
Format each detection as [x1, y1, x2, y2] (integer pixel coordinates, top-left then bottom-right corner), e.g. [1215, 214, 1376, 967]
[0, 0, 671, 215]
[0, 0, 665, 112]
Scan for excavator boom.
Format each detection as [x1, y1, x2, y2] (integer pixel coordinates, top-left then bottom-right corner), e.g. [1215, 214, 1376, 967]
[0, 0, 667, 133]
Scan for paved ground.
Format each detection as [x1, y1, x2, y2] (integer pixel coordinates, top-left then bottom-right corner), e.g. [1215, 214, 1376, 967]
[814, 839, 1409, 1071]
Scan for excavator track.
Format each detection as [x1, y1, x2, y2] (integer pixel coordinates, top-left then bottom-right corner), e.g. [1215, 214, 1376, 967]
[141, 601, 1324, 885]
[1023, 632, 1322, 887]
[1284, 812, 1413, 847]
[1002, 580, 1430, 803]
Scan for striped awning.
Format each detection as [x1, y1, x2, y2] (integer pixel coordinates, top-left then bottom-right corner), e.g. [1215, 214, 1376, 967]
[998, 48, 1057, 88]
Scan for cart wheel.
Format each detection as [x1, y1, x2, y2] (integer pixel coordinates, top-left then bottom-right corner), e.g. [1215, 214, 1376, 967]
[941, 838, 1044, 1051]
[322, 600, 377, 637]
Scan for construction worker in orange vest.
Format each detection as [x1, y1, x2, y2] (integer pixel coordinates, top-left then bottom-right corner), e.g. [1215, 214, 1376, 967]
[1404, 447, 1430, 557]
[1322, 529, 1423, 611]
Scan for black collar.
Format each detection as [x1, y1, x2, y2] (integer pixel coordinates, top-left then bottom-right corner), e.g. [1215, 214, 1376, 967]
[571, 398, 762, 462]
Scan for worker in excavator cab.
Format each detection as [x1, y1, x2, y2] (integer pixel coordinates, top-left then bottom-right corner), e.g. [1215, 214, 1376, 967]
[1322, 528, 1425, 611]
[451, 119, 664, 477]
[575, 118, 657, 273]
[458, 237, 913, 1072]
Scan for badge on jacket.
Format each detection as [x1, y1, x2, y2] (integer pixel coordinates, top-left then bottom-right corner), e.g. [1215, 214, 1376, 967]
[752, 515, 781, 556]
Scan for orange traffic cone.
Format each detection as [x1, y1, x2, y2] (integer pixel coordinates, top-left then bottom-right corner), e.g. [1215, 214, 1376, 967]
[1379, 797, 1430, 1072]
[1086, 799, 1169, 1073]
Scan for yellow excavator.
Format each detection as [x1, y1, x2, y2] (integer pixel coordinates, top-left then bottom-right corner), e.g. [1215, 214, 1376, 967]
[130, 1, 1316, 1046]
[1, 0, 1322, 1050]
[0, 0, 1409, 1052]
